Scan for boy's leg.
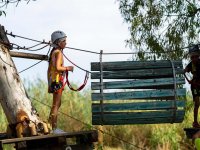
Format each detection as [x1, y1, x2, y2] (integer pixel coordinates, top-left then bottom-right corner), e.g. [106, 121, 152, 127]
[194, 96, 200, 126]
[49, 92, 62, 129]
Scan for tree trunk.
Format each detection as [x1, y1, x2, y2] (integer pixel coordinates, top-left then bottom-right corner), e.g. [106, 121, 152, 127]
[0, 25, 49, 137]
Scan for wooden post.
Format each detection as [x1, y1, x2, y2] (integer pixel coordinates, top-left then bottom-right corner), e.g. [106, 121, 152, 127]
[0, 25, 50, 137]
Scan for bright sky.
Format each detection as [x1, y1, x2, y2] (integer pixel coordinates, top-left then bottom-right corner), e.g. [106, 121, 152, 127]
[1, 0, 133, 87]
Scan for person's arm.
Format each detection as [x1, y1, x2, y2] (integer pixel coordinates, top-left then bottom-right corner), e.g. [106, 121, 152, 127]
[184, 64, 192, 84]
[55, 51, 73, 72]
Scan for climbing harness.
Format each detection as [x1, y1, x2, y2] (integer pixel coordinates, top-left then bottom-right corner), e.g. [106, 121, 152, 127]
[65, 70, 89, 91]
[52, 70, 89, 92]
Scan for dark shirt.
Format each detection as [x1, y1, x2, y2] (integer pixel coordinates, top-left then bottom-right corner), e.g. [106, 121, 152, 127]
[186, 59, 200, 81]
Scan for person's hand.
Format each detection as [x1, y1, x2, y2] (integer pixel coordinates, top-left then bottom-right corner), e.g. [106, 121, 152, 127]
[66, 66, 74, 72]
[188, 80, 192, 84]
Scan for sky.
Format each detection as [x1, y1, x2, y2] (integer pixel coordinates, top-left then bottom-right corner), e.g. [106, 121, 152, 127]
[0, 0, 132, 87]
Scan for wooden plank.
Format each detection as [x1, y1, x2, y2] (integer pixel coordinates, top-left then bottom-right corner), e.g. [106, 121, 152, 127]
[0, 130, 98, 144]
[91, 60, 183, 71]
[92, 117, 184, 125]
[10, 51, 48, 60]
[92, 100, 185, 112]
[91, 77, 185, 90]
[92, 88, 186, 101]
[92, 110, 185, 120]
[91, 68, 184, 79]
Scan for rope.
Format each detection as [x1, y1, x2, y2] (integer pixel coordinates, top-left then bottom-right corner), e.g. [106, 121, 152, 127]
[12, 43, 49, 51]
[60, 50, 92, 73]
[6, 31, 191, 55]
[65, 70, 89, 91]
[19, 60, 43, 73]
[19, 46, 51, 73]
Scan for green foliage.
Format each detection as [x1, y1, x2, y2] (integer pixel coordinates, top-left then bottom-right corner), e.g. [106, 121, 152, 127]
[150, 124, 181, 149]
[117, 0, 200, 60]
[0, 0, 37, 17]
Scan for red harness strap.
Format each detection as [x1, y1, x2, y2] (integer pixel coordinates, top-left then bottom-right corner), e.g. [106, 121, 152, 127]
[65, 71, 89, 91]
[59, 50, 89, 91]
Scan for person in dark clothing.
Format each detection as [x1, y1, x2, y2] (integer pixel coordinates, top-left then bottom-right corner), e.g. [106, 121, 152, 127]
[184, 44, 200, 128]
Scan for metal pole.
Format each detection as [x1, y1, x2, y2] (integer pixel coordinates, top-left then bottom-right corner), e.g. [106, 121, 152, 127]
[99, 50, 104, 124]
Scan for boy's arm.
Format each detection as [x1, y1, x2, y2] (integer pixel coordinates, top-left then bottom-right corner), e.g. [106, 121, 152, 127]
[184, 65, 192, 84]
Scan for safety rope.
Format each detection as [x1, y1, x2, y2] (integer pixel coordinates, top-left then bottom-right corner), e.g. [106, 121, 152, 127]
[65, 70, 89, 91]
[54, 70, 89, 92]
[59, 50, 90, 91]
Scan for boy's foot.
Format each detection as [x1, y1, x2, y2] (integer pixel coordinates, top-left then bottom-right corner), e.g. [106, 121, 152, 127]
[193, 122, 200, 128]
[52, 128, 66, 134]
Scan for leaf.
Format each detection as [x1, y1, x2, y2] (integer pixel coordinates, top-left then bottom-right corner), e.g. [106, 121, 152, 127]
[117, 0, 199, 60]
[0, 11, 6, 17]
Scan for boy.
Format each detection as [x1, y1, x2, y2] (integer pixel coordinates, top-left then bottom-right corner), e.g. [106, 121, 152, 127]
[48, 31, 73, 133]
[184, 44, 200, 128]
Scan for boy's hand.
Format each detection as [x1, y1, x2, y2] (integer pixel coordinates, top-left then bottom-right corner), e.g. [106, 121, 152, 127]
[66, 66, 74, 72]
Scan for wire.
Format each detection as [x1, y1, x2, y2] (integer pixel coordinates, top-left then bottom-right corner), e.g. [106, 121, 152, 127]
[19, 60, 43, 73]
[66, 46, 99, 54]
[30, 96, 146, 150]
[18, 46, 51, 73]
[7, 32, 48, 43]
[7, 31, 193, 56]
[61, 50, 92, 73]
[0, 55, 15, 68]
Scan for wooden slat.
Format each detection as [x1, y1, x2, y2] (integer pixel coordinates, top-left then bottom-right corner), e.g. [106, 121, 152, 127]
[92, 100, 185, 112]
[91, 68, 184, 79]
[92, 117, 184, 125]
[92, 110, 185, 125]
[91, 77, 185, 90]
[92, 88, 186, 101]
[0, 130, 98, 144]
[91, 60, 183, 71]
[92, 110, 184, 120]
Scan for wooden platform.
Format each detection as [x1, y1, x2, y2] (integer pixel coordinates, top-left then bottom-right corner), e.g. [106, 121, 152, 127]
[184, 128, 200, 139]
[0, 130, 98, 150]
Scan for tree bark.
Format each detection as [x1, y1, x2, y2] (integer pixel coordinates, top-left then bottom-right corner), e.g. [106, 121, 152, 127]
[0, 25, 49, 137]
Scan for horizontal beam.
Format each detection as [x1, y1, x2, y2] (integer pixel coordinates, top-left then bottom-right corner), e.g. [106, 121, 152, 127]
[91, 77, 185, 90]
[92, 100, 185, 112]
[91, 68, 184, 79]
[10, 51, 48, 60]
[91, 60, 183, 71]
[0, 130, 98, 144]
[92, 88, 186, 101]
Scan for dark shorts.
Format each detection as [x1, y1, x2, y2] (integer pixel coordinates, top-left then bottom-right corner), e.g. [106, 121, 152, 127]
[191, 85, 200, 99]
[48, 81, 63, 93]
